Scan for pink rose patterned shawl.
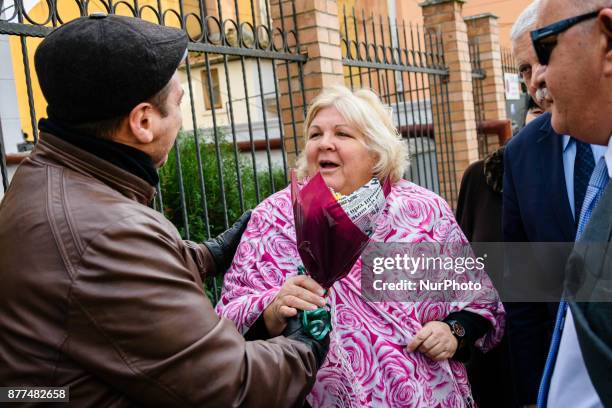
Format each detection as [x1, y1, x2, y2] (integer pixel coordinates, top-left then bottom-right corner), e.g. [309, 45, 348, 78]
[216, 179, 505, 407]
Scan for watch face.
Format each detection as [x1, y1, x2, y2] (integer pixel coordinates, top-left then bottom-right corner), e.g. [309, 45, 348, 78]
[452, 321, 466, 337]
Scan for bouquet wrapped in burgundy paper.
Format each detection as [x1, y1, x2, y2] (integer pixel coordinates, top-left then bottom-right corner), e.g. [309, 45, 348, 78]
[290, 171, 390, 339]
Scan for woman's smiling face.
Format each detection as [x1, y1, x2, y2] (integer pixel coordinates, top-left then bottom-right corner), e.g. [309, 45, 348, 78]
[305, 106, 376, 195]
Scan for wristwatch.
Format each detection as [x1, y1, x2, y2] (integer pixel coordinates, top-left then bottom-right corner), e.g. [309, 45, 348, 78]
[444, 319, 466, 349]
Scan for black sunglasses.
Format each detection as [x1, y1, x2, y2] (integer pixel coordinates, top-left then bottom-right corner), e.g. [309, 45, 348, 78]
[530, 10, 600, 65]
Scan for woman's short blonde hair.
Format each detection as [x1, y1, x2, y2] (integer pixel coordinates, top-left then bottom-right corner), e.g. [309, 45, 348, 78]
[296, 85, 408, 182]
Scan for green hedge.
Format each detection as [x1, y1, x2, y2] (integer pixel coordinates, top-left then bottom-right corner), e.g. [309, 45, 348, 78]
[159, 129, 288, 242]
[159, 130, 288, 302]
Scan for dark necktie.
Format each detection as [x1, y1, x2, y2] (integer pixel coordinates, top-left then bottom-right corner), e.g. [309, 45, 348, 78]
[573, 140, 595, 224]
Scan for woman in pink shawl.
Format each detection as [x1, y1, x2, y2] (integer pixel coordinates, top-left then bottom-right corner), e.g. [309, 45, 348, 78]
[216, 86, 504, 407]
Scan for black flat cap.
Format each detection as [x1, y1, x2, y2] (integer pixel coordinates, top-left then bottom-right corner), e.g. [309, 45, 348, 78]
[34, 14, 188, 124]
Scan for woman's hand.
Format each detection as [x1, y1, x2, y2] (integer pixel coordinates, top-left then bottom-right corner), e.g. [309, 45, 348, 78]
[406, 321, 458, 361]
[263, 275, 327, 337]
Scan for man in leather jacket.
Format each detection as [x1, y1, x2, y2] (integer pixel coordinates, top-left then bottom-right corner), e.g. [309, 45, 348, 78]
[0, 14, 328, 407]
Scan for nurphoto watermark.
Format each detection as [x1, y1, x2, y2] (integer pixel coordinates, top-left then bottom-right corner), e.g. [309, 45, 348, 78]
[361, 242, 612, 303]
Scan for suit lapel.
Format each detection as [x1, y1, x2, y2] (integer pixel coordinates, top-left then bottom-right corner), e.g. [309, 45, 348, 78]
[537, 116, 576, 242]
[566, 183, 612, 407]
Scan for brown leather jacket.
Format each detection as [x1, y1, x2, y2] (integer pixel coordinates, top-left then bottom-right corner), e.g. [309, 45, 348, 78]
[0, 133, 317, 407]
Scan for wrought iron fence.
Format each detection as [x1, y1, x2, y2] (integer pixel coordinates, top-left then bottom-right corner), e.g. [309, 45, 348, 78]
[501, 46, 518, 76]
[339, 6, 457, 205]
[0, 122, 7, 192]
[501, 45, 529, 131]
[0, 0, 307, 302]
[1, 0, 466, 300]
[469, 37, 490, 159]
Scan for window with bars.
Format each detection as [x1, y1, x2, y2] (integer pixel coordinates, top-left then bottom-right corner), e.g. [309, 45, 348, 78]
[201, 68, 222, 110]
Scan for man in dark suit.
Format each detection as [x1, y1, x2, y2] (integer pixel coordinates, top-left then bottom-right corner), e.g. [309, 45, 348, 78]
[503, 3, 608, 406]
[503, 113, 569, 407]
[530, 0, 612, 406]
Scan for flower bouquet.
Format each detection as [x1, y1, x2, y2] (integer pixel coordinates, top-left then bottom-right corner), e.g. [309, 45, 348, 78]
[290, 170, 391, 339]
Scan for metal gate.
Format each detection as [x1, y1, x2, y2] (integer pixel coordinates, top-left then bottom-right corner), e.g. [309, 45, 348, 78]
[1, 1, 466, 299]
[469, 37, 489, 159]
[339, 7, 457, 205]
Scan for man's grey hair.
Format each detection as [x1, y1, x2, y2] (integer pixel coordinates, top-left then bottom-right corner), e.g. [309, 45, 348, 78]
[510, 0, 542, 45]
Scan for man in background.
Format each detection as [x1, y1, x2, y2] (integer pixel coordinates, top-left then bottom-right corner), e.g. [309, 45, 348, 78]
[456, 5, 553, 406]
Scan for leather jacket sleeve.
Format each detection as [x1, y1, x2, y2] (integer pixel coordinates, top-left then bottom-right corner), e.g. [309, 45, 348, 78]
[183, 239, 218, 280]
[182, 211, 252, 280]
[67, 214, 318, 407]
